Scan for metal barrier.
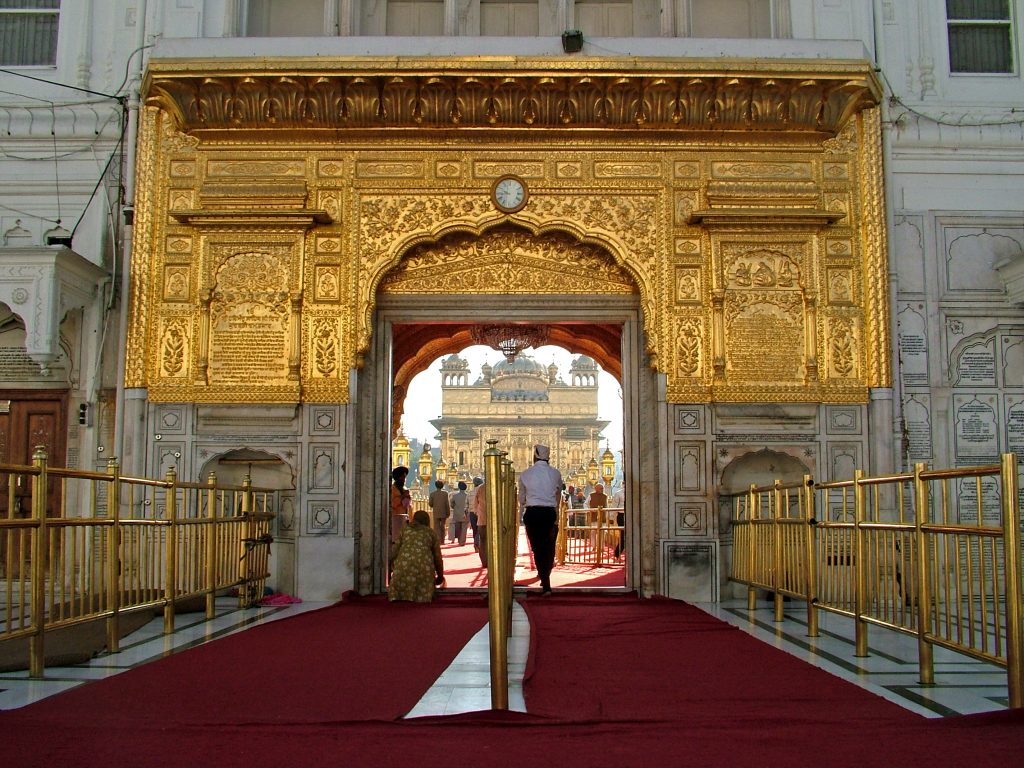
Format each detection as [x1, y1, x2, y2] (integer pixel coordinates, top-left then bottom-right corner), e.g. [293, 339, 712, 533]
[1, 447, 277, 677]
[727, 453, 1023, 708]
[556, 506, 624, 566]
[484, 438, 518, 710]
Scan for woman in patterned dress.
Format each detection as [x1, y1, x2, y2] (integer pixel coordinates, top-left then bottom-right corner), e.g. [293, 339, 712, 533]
[388, 510, 445, 602]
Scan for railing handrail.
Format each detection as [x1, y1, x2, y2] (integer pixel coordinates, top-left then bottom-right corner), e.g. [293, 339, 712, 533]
[1, 447, 280, 678]
[727, 452, 1024, 709]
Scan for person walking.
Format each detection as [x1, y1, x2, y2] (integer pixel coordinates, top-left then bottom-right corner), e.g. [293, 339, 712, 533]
[449, 481, 470, 545]
[470, 476, 488, 568]
[517, 444, 562, 596]
[428, 480, 451, 543]
[389, 466, 412, 577]
[468, 476, 483, 550]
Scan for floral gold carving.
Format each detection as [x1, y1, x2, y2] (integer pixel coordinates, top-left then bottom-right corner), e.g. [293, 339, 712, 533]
[676, 318, 702, 376]
[594, 162, 661, 178]
[207, 160, 304, 177]
[313, 319, 338, 377]
[436, 161, 461, 178]
[315, 266, 341, 301]
[163, 266, 190, 301]
[712, 161, 812, 179]
[356, 161, 424, 178]
[556, 162, 581, 178]
[160, 319, 188, 378]
[674, 268, 701, 303]
[830, 317, 858, 377]
[380, 228, 638, 296]
[474, 161, 544, 178]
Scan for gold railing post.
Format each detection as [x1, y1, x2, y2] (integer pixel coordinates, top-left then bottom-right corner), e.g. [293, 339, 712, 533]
[484, 439, 508, 710]
[773, 480, 784, 623]
[913, 462, 935, 685]
[240, 473, 255, 607]
[501, 453, 515, 638]
[803, 475, 819, 637]
[853, 469, 869, 657]
[105, 457, 122, 654]
[747, 483, 757, 611]
[555, 501, 566, 565]
[596, 507, 605, 567]
[1000, 453, 1023, 708]
[205, 471, 218, 619]
[28, 446, 48, 678]
[163, 466, 178, 634]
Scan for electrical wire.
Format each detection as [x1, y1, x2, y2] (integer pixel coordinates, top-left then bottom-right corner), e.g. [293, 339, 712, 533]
[0, 200, 60, 224]
[0, 67, 122, 101]
[69, 118, 127, 241]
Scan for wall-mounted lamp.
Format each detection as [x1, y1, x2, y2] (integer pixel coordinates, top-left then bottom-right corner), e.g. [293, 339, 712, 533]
[561, 29, 584, 53]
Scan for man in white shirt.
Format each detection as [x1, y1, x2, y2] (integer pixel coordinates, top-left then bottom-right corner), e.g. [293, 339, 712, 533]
[517, 444, 563, 595]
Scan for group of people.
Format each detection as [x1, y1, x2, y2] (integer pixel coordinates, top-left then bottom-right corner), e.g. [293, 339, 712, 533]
[388, 443, 610, 601]
[387, 465, 490, 602]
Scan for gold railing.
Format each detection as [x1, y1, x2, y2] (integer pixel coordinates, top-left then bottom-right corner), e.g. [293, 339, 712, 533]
[1, 446, 277, 678]
[556, 505, 624, 566]
[483, 438, 519, 710]
[727, 454, 1024, 708]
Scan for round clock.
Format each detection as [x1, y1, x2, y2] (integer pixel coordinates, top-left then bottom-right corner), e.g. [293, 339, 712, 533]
[491, 175, 528, 213]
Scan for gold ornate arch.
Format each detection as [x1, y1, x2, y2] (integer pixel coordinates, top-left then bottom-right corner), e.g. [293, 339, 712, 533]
[359, 200, 658, 364]
[130, 55, 887, 407]
[380, 226, 637, 432]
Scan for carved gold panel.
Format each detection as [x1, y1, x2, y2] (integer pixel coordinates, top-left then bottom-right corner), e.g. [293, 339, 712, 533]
[128, 56, 888, 406]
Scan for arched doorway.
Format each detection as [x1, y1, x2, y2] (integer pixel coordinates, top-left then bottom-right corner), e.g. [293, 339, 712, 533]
[196, 447, 297, 594]
[352, 227, 659, 596]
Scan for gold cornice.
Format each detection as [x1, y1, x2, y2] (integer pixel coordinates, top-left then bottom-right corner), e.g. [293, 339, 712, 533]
[143, 57, 881, 135]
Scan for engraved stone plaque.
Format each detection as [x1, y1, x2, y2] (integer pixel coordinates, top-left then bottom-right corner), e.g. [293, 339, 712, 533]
[954, 395, 999, 466]
[726, 296, 803, 383]
[952, 338, 996, 387]
[208, 252, 290, 386]
[897, 305, 928, 387]
[1006, 396, 1024, 460]
[903, 394, 933, 462]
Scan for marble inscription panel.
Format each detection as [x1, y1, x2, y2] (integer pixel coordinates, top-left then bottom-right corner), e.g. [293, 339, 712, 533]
[954, 395, 1000, 466]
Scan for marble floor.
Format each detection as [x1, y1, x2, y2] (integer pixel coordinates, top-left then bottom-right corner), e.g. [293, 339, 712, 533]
[0, 595, 1011, 718]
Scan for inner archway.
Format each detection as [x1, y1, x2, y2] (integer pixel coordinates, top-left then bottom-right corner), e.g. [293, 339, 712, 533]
[398, 340, 626, 592]
[354, 225, 658, 596]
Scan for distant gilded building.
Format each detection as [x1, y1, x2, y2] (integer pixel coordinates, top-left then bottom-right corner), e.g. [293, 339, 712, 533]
[431, 354, 609, 481]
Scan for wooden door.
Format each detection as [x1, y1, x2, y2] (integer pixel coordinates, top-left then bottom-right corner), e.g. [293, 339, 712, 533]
[0, 393, 66, 520]
[0, 392, 66, 575]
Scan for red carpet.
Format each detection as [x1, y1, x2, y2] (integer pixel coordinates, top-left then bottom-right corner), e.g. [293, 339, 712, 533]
[2, 593, 1022, 767]
[440, 528, 625, 590]
[518, 594, 1024, 766]
[0, 593, 487, 727]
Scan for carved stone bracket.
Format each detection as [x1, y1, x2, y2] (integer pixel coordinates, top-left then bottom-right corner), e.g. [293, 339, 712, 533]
[0, 247, 106, 374]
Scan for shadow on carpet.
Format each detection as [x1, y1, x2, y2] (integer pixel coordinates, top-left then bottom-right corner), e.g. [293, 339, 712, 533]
[0, 596, 207, 672]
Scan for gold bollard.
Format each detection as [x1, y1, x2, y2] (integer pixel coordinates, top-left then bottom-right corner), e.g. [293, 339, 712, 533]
[163, 466, 179, 634]
[1000, 454, 1022, 708]
[105, 457, 122, 654]
[29, 446, 48, 679]
[484, 440, 508, 710]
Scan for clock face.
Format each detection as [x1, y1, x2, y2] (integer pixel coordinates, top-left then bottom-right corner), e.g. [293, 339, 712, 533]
[492, 176, 527, 212]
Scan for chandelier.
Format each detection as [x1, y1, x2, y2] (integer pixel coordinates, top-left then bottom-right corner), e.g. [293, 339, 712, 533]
[470, 324, 549, 363]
